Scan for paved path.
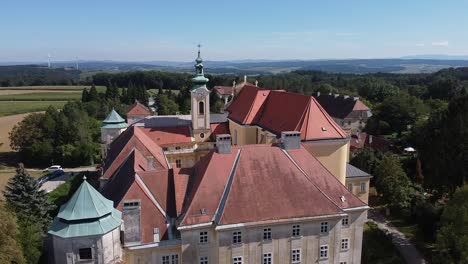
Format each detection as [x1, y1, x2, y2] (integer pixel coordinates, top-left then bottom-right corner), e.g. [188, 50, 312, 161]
[368, 209, 427, 264]
[40, 167, 96, 193]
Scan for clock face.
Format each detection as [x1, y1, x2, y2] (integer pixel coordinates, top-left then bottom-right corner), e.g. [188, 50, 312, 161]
[197, 92, 204, 99]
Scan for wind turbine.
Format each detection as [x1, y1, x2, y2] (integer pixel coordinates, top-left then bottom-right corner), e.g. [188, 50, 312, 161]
[47, 53, 51, 68]
[75, 57, 79, 70]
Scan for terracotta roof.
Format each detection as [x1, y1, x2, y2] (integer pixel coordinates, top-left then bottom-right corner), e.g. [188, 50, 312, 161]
[226, 85, 270, 124]
[127, 101, 151, 116]
[314, 94, 371, 119]
[103, 126, 168, 179]
[210, 122, 230, 137]
[138, 126, 192, 145]
[349, 132, 391, 153]
[173, 167, 192, 215]
[214, 86, 233, 96]
[179, 144, 365, 227]
[226, 86, 347, 141]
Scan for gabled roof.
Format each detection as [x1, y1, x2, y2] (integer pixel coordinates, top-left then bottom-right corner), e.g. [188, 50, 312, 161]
[179, 144, 365, 227]
[138, 126, 192, 145]
[226, 85, 270, 124]
[226, 86, 348, 141]
[128, 101, 151, 116]
[314, 94, 371, 119]
[210, 122, 230, 138]
[346, 164, 371, 178]
[49, 178, 122, 238]
[214, 86, 233, 96]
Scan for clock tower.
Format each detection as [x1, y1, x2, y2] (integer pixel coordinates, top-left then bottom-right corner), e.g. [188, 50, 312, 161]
[191, 45, 211, 142]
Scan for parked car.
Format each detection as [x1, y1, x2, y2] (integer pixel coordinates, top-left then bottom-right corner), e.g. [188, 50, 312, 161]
[38, 169, 64, 184]
[43, 165, 62, 172]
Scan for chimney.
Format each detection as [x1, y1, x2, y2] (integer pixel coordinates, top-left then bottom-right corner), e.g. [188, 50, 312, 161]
[255, 80, 258, 87]
[369, 135, 373, 145]
[216, 134, 232, 154]
[354, 96, 359, 101]
[244, 75, 247, 83]
[153, 228, 160, 242]
[317, 91, 321, 97]
[147, 156, 154, 171]
[232, 80, 236, 87]
[281, 131, 301, 150]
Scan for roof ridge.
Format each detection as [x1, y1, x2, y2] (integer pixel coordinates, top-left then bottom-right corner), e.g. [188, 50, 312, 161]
[213, 149, 242, 225]
[281, 148, 343, 211]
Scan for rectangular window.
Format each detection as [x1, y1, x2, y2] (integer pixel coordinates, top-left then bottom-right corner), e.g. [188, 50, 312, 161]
[200, 256, 208, 264]
[199, 231, 208, 244]
[171, 254, 179, 264]
[340, 262, 347, 264]
[263, 228, 272, 241]
[320, 245, 328, 260]
[320, 222, 328, 233]
[341, 238, 349, 251]
[122, 201, 140, 208]
[342, 216, 349, 226]
[162, 254, 178, 264]
[162, 256, 169, 264]
[262, 253, 272, 264]
[176, 159, 182, 168]
[233, 231, 242, 244]
[347, 183, 353, 192]
[175, 146, 181, 150]
[233, 256, 242, 264]
[360, 182, 366, 193]
[291, 249, 301, 263]
[292, 225, 301, 237]
[79, 248, 92, 260]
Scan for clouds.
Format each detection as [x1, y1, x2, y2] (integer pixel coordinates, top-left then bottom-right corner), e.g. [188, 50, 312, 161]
[431, 41, 449, 47]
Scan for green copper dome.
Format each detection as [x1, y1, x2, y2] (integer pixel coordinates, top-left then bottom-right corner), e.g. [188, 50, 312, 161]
[191, 45, 209, 90]
[48, 177, 122, 238]
[101, 109, 128, 129]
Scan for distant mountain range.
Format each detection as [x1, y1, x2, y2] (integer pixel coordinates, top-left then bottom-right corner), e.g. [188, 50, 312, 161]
[2, 55, 468, 74]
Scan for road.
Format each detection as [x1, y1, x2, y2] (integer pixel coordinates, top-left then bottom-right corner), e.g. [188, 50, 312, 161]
[368, 209, 427, 264]
[40, 167, 96, 193]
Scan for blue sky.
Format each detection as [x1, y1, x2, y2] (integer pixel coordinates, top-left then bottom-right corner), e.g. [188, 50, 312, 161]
[1, 0, 467, 61]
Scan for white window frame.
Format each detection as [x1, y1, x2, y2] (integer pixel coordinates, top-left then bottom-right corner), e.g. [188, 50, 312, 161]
[233, 256, 242, 264]
[320, 222, 328, 233]
[200, 256, 208, 264]
[162, 256, 170, 264]
[263, 227, 272, 241]
[292, 224, 301, 237]
[199, 231, 208, 244]
[347, 183, 353, 192]
[162, 254, 179, 264]
[342, 215, 349, 227]
[232, 231, 242, 244]
[360, 182, 366, 193]
[175, 159, 182, 168]
[291, 249, 301, 263]
[262, 252, 272, 264]
[341, 238, 350, 251]
[320, 245, 329, 260]
[340, 262, 347, 264]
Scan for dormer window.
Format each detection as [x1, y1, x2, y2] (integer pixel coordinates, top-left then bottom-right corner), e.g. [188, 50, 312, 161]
[199, 101, 205, 115]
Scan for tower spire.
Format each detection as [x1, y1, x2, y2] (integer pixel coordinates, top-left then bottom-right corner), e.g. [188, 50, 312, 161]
[191, 44, 209, 89]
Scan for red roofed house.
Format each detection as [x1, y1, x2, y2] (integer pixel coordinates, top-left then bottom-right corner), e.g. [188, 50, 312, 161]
[54, 49, 371, 264]
[127, 100, 152, 125]
[314, 92, 372, 133]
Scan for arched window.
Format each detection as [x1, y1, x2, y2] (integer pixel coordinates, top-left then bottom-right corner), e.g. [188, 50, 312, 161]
[199, 101, 204, 115]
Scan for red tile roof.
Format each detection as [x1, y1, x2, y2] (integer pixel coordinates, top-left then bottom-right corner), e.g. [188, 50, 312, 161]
[349, 132, 391, 153]
[138, 126, 192, 145]
[210, 122, 230, 137]
[226, 85, 347, 141]
[214, 86, 233, 96]
[127, 101, 151, 116]
[179, 144, 365, 227]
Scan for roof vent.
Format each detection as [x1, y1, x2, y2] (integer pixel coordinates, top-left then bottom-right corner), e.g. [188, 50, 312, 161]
[317, 91, 321, 97]
[216, 134, 232, 154]
[200, 208, 207, 215]
[340, 196, 346, 202]
[146, 156, 154, 171]
[281, 131, 301, 150]
[321, 127, 327, 131]
[354, 96, 359, 101]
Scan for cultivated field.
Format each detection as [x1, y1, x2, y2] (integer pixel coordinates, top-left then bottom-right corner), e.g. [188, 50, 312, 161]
[0, 89, 81, 95]
[0, 113, 38, 152]
[0, 101, 67, 117]
[0, 92, 81, 101]
[0, 85, 106, 92]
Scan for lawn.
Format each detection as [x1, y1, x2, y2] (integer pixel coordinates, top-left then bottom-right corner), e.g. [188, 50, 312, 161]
[0, 92, 82, 101]
[0, 167, 44, 200]
[362, 222, 405, 264]
[0, 101, 67, 117]
[0, 85, 107, 92]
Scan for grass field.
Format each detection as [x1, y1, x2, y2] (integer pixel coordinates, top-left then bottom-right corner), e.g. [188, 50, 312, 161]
[147, 88, 180, 96]
[0, 85, 106, 92]
[0, 101, 67, 117]
[0, 92, 81, 101]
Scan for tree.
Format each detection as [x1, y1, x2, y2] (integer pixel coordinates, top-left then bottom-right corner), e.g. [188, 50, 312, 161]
[156, 94, 179, 115]
[0, 203, 24, 264]
[3, 164, 55, 232]
[374, 155, 413, 210]
[88, 84, 99, 101]
[81, 88, 89, 102]
[350, 148, 383, 175]
[17, 218, 43, 264]
[434, 185, 468, 264]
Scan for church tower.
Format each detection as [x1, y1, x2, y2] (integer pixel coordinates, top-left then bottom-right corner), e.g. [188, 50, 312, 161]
[191, 45, 211, 142]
